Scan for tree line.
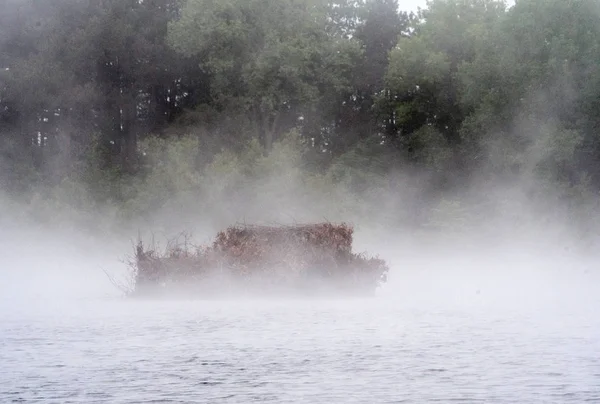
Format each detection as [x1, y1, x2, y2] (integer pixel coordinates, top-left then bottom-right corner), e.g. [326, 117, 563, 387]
[1, 0, 600, 227]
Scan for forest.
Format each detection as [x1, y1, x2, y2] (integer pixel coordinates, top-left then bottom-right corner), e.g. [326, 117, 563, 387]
[1, 0, 600, 243]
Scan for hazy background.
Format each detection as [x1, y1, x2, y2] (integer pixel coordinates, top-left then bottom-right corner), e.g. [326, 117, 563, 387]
[1, 0, 599, 302]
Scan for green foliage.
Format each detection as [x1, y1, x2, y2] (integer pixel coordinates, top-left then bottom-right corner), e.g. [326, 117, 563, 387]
[405, 126, 453, 171]
[168, 0, 363, 150]
[328, 135, 397, 192]
[4, 0, 600, 241]
[387, 37, 451, 91]
[109, 135, 202, 223]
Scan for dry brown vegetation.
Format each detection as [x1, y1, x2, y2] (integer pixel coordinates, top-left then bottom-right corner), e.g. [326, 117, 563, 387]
[128, 223, 389, 297]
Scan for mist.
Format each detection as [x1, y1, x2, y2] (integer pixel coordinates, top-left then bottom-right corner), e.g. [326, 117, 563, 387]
[2, 0, 600, 303]
[1, 2, 600, 400]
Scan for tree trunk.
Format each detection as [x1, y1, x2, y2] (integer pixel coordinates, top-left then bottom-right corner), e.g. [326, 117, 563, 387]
[120, 92, 138, 174]
[258, 107, 281, 155]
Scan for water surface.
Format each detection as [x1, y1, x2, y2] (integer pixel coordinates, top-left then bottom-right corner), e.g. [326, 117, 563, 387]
[1, 252, 599, 403]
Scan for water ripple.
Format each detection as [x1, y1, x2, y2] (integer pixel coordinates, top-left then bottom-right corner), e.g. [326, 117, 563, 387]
[1, 299, 599, 403]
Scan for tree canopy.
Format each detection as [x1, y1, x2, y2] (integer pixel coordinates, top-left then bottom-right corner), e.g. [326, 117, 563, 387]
[2, 0, 600, 234]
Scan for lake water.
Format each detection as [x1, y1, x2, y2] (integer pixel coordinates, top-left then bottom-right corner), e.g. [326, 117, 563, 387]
[1, 245, 600, 403]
